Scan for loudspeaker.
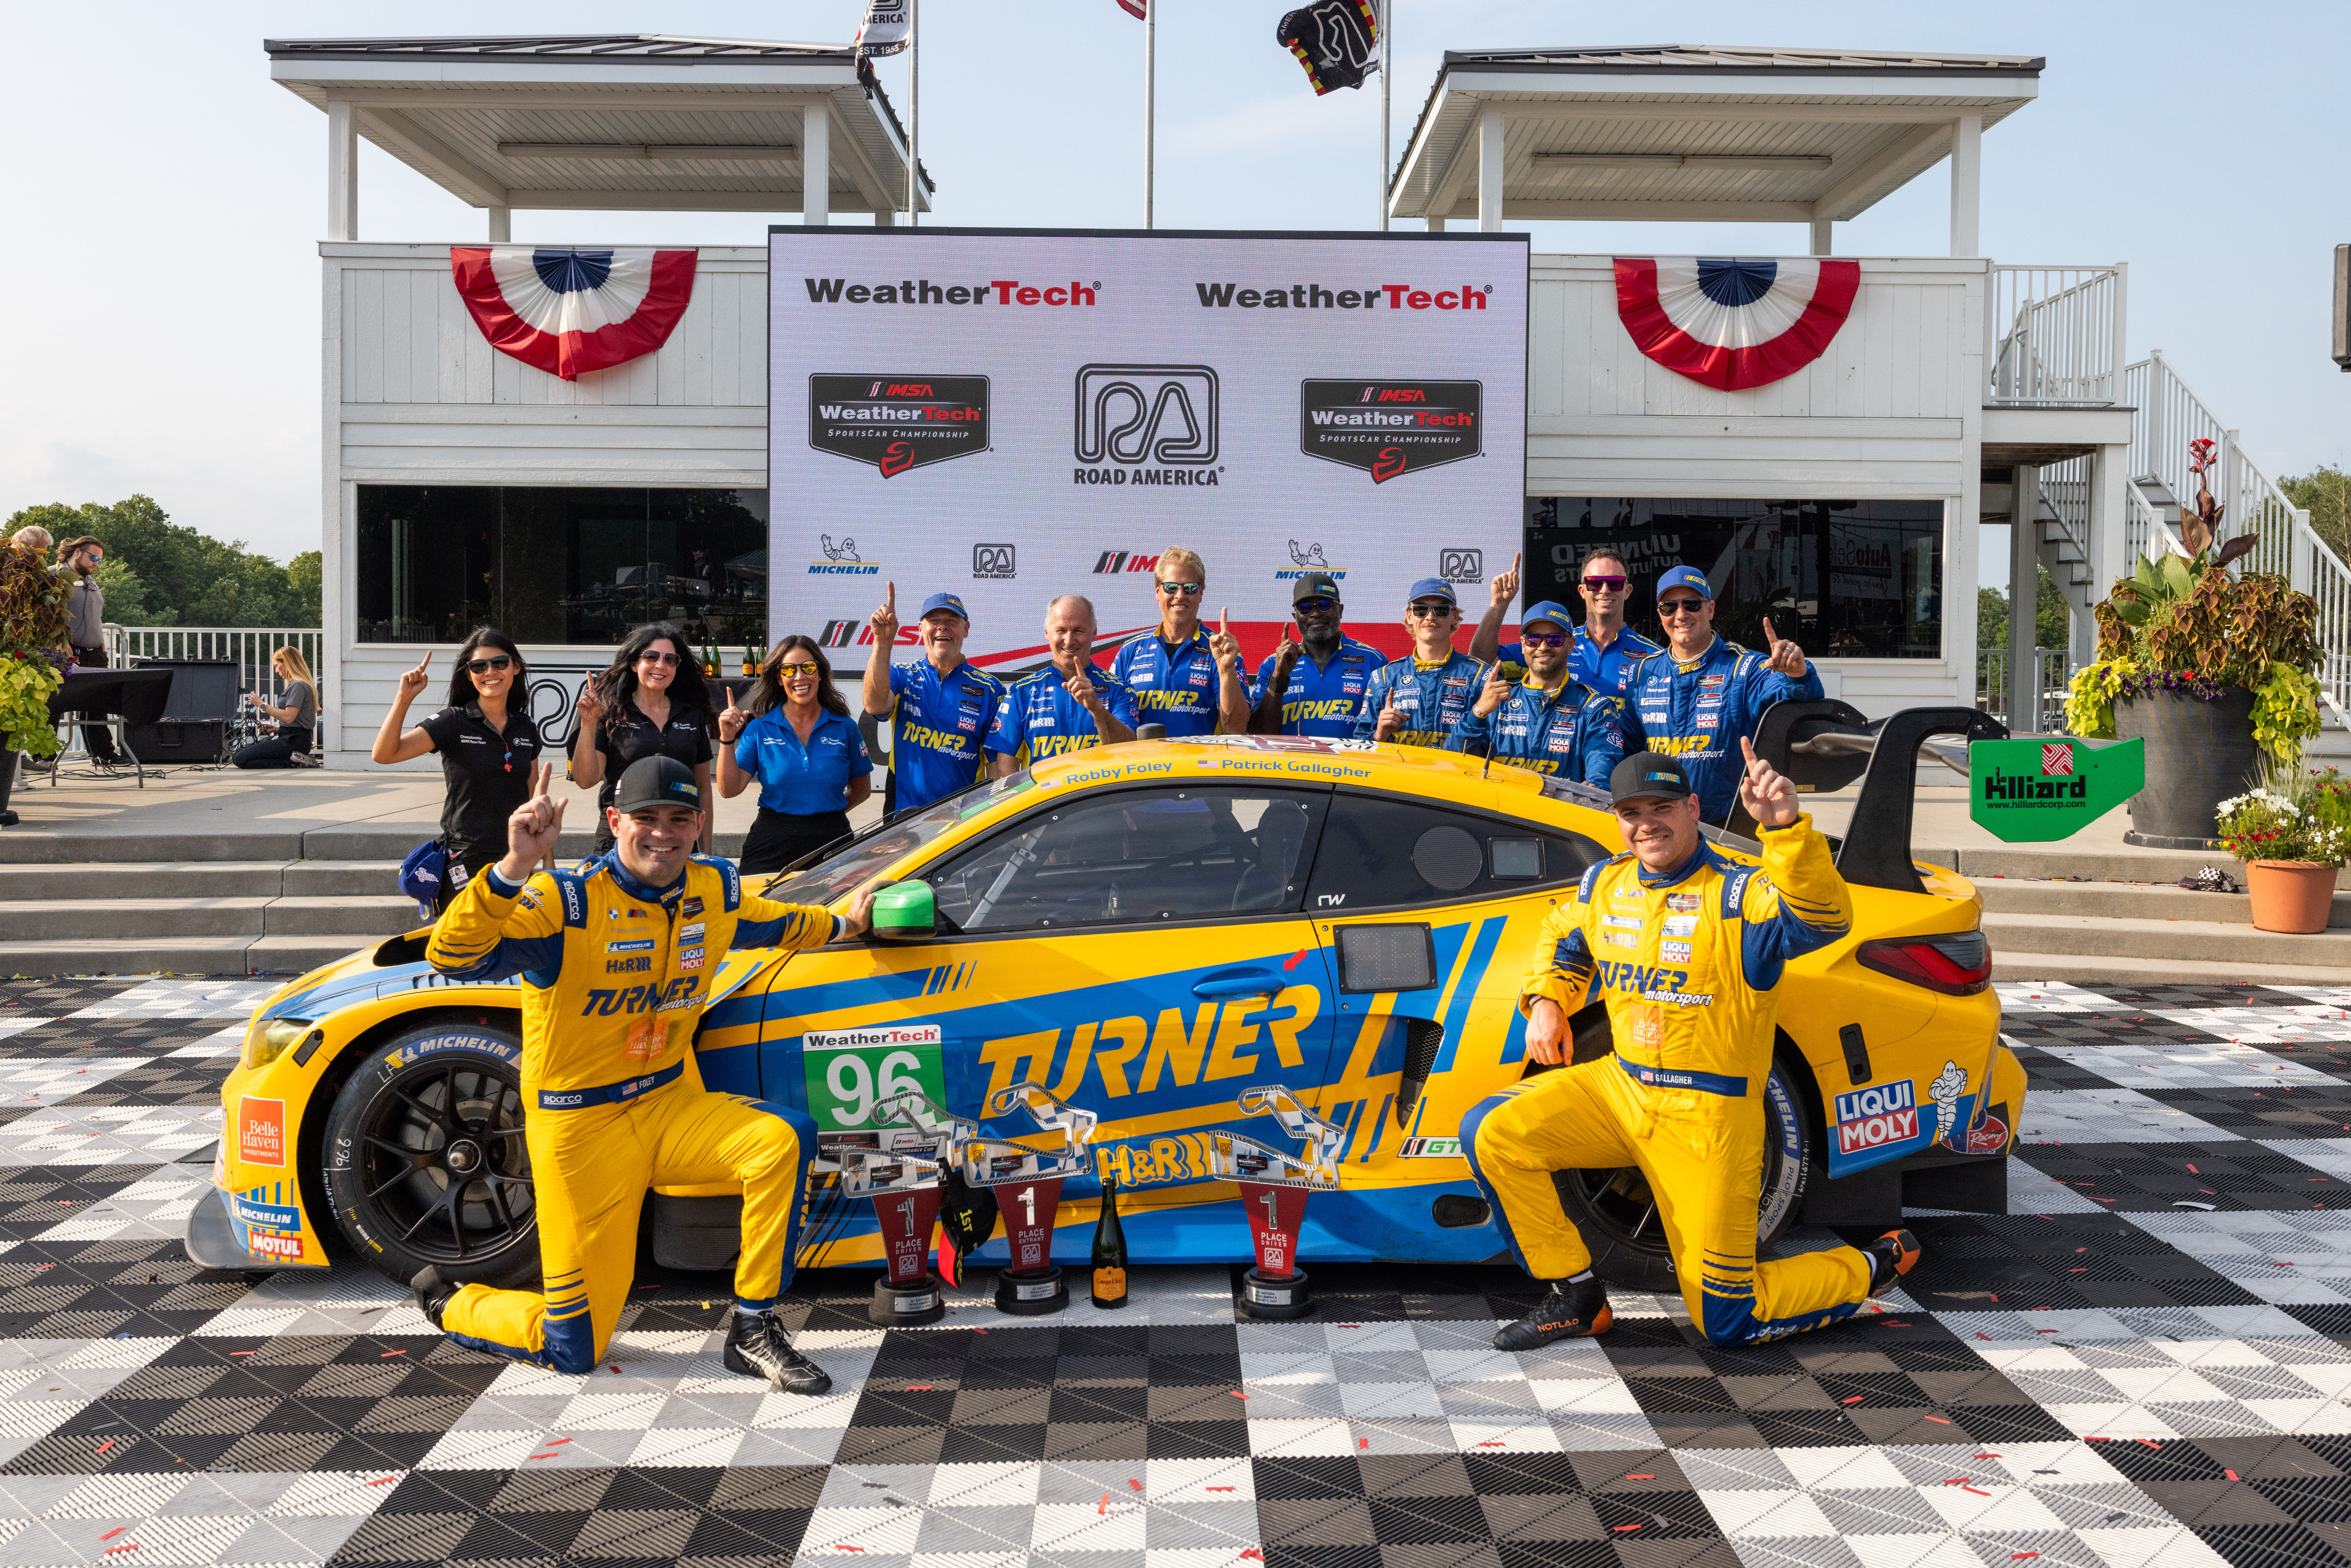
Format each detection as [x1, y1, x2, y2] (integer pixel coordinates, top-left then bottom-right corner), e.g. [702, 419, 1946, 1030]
[125, 720, 229, 764]
[128, 659, 240, 722]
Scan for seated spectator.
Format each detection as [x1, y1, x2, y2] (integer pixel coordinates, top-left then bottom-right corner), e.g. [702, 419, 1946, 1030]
[233, 648, 320, 768]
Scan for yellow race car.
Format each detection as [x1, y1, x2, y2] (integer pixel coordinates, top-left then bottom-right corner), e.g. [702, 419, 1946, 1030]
[187, 707, 2021, 1295]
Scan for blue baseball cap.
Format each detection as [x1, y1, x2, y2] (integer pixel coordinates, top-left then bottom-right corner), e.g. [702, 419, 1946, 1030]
[1405, 577, 1458, 606]
[919, 592, 970, 621]
[1655, 566, 1712, 600]
[1520, 600, 1574, 634]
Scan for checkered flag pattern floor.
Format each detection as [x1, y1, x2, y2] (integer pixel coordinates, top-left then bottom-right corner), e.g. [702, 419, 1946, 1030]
[7, 981, 2351, 1564]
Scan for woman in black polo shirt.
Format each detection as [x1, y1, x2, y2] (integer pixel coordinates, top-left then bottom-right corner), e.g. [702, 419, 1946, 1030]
[371, 627, 545, 910]
[569, 623, 717, 858]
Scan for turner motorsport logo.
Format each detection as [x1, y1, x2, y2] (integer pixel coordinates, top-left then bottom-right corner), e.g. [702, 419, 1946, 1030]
[1299, 379, 1482, 482]
[808, 374, 990, 478]
[1073, 364, 1221, 485]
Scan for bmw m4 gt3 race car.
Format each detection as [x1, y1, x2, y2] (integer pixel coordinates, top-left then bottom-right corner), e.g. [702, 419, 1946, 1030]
[188, 706, 2021, 1295]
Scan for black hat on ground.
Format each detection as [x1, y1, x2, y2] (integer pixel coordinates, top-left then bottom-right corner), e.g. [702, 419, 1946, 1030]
[613, 754, 702, 814]
[1608, 752, 1695, 805]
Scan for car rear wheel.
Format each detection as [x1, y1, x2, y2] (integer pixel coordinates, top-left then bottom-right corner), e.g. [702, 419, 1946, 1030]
[1549, 1010, 1812, 1295]
[322, 1025, 539, 1289]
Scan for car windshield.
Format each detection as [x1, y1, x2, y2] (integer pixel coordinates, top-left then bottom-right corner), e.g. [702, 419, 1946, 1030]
[1534, 773, 1759, 855]
[757, 770, 1038, 906]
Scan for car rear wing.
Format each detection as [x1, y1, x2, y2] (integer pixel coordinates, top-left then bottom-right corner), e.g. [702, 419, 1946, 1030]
[1751, 701, 2009, 897]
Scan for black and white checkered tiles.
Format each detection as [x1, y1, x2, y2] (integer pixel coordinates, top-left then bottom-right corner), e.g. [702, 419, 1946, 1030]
[3, 977, 2351, 1566]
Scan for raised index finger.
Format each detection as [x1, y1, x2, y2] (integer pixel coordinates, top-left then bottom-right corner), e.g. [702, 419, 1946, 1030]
[1762, 616, 1778, 646]
[1740, 735, 1758, 766]
[1511, 551, 1522, 577]
[885, 581, 897, 612]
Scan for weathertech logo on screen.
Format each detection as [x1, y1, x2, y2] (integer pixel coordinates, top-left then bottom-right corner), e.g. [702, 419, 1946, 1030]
[1073, 365, 1221, 486]
[1298, 380, 1482, 482]
[808, 374, 990, 478]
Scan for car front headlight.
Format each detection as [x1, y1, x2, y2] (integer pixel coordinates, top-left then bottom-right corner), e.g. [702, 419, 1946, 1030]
[240, 1017, 313, 1071]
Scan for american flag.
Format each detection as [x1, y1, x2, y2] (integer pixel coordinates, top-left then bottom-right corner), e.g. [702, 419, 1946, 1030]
[2041, 742, 2074, 776]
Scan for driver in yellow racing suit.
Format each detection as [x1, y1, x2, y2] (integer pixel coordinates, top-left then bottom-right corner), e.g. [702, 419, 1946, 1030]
[1464, 742, 1921, 1349]
[419, 755, 873, 1391]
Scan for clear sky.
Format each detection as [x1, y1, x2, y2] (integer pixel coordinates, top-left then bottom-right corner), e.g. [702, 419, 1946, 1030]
[4, 0, 2345, 576]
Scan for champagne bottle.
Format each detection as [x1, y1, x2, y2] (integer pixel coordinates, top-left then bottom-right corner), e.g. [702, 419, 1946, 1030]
[1091, 1173, 1128, 1308]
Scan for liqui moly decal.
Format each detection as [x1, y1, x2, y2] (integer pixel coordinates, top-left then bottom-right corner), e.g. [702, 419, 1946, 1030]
[1834, 1080, 1918, 1156]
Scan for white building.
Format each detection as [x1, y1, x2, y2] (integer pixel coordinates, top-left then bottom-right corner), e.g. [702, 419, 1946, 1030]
[270, 36, 2348, 763]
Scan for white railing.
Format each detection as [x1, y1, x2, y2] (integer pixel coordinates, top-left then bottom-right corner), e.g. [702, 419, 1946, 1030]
[1977, 648, 2075, 733]
[103, 626, 326, 705]
[2124, 351, 2351, 713]
[1986, 264, 2127, 406]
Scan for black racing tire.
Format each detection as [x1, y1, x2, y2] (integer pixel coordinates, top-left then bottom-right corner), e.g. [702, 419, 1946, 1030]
[321, 1024, 539, 1289]
[1547, 1010, 1812, 1294]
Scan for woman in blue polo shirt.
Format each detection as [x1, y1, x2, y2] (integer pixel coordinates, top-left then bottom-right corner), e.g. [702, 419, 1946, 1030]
[718, 635, 873, 874]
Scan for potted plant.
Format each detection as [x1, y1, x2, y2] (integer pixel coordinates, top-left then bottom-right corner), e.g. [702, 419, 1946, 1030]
[2215, 763, 2349, 933]
[0, 538, 72, 775]
[2065, 438, 2324, 848]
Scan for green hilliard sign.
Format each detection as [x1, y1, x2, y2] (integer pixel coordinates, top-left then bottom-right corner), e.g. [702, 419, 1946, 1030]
[1968, 737, 2146, 843]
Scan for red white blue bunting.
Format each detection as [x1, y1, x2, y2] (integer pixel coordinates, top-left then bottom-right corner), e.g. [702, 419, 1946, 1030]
[1614, 256, 1860, 391]
[449, 247, 697, 381]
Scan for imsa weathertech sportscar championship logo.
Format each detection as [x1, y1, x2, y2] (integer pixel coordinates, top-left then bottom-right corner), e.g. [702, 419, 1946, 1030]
[808, 374, 990, 478]
[1298, 379, 1482, 482]
[1073, 364, 1220, 484]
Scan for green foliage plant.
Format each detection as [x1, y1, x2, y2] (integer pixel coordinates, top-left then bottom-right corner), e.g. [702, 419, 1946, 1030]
[0, 539, 70, 757]
[2216, 759, 2351, 867]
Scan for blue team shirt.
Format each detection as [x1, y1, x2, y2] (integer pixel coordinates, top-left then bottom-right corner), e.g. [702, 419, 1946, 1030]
[1351, 652, 1487, 748]
[879, 658, 1006, 812]
[1445, 679, 1630, 784]
[734, 707, 872, 816]
[1493, 625, 1663, 699]
[1109, 630, 1225, 736]
[985, 666, 1143, 766]
[1249, 637, 1387, 739]
[1627, 636, 1824, 820]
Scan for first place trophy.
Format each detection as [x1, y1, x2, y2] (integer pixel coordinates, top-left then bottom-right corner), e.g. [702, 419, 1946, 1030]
[962, 1082, 1097, 1316]
[1209, 1085, 1344, 1320]
[842, 1090, 980, 1327]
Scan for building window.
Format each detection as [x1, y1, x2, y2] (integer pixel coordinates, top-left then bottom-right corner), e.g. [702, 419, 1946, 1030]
[355, 486, 768, 646]
[1525, 498, 1944, 660]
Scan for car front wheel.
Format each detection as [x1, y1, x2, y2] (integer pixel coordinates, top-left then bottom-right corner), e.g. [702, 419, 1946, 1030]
[1549, 1011, 1812, 1295]
[321, 1025, 539, 1289]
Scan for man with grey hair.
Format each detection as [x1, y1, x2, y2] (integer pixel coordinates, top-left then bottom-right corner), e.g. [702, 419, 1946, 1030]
[985, 595, 1141, 776]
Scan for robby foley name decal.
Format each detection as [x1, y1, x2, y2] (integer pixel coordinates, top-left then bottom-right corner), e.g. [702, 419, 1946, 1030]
[809, 375, 991, 478]
[1298, 379, 1482, 484]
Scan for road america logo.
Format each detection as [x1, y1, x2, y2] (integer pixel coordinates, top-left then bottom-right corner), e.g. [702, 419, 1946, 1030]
[972, 543, 1016, 580]
[1298, 379, 1482, 482]
[1073, 364, 1220, 485]
[808, 374, 990, 478]
[1438, 548, 1483, 584]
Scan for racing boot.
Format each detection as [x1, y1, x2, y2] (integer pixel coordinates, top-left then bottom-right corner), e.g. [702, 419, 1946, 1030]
[410, 1266, 455, 1331]
[1493, 1275, 1613, 1351]
[724, 1307, 833, 1396]
[1862, 1229, 1922, 1294]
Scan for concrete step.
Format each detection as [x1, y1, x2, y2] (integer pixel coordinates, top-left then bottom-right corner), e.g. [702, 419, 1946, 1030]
[6, 893, 418, 943]
[1991, 951, 2351, 988]
[1983, 912, 2351, 967]
[1948, 847, 2351, 890]
[0, 862, 293, 899]
[262, 896, 418, 937]
[1976, 879, 2351, 929]
[281, 861, 401, 898]
[0, 934, 376, 980]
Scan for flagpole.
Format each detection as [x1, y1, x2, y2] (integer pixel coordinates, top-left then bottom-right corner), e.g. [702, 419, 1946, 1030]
[1378, 0, 1390, 232]
[908, 0, 919, 225]
[1144, 0, 1156, 229]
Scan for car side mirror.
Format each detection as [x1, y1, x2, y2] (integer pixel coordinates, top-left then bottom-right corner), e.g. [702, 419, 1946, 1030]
[869, 879, 936, 940]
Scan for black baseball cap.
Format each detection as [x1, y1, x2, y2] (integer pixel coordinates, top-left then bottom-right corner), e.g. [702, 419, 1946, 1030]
[1291, 573, 1343, 604]
[613, 755, 702, 814]
[1608, 752, 1695, 805]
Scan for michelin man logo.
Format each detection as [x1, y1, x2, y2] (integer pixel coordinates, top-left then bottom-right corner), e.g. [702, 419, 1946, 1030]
[1928, 1060, 1967, 1147]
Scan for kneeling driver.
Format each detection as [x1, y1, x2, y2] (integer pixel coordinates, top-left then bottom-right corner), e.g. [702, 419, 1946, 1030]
[1465, 741, 1919, 1349]
[421, 756, 873, 1392]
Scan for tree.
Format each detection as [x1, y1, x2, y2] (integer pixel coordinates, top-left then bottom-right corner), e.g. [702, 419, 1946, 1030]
[1977, 563, 2072, 652]
[2278, 465, 2351, 565]
[2, 496, 317, 628]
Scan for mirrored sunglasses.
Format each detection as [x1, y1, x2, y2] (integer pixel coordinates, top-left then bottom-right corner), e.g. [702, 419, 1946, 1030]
[1581, 575, 1628, 591]
[1520, 631, 1569, 648]
[1156, 580, 1204, 595]
[1657, 598, 1708, 616]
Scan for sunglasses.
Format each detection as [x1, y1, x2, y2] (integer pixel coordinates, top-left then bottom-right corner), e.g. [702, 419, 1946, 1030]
[777, 660, 821, 677]
[465, 655, 514, 673]
[638, 650, 683, 667]
[1156, 581, 1204, 596]
[1520, 631, 1568, 648]
[1581, 575, 1628, 591]
[1656, 598, 1709, 617]
[1293, 599, 1338, 615]
[1406, 602, 1457, 618]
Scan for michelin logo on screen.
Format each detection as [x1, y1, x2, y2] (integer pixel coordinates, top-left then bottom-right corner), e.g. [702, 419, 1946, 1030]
[1073, 365, 1222, 487]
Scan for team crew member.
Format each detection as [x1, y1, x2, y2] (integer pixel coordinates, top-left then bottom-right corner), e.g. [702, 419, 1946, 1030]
[719, 637, 872, 875]
[419, 755, 871, 1391]
[988, 595, 1139, 775]
[1353, 578, 1486, 748]
[372, 630, 546, 911]
[1108, 546, 1249, 736]
[1445, 600, 1628, 784]
[1248, 573, 1386, 738]
[572, 624, 716, 856]
[1471, 549, 1663, 698]
[1627, 566, 1823, 824]
[861, 585, 1005, 814]
[1464, 745, 1919, 1351]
